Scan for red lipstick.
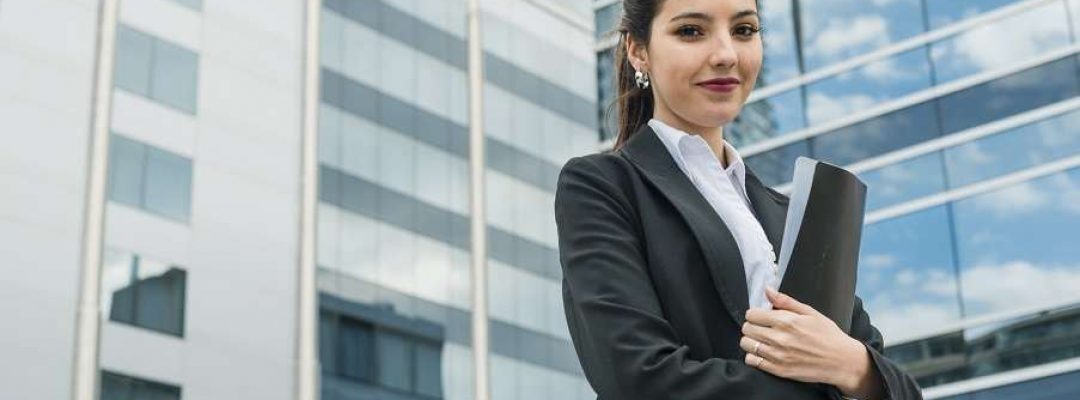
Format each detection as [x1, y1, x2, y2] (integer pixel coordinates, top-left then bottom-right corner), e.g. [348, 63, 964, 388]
[697, 77, 740, 93]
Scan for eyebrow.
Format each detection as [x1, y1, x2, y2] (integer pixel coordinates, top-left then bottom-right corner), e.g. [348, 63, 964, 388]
[668, 9, 759, 23]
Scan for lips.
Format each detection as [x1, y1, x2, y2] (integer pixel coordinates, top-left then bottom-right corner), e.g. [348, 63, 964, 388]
[698, 77, 740, 85]
[697, 77, 740, 93]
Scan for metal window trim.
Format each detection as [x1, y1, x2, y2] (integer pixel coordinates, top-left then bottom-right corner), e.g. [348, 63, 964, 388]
[770, 96, 1080, 194]
[742, 43, 1080, 158]
[748, 0, 1064, 102]
[592, 0, 620, 11]
[523, 0, 592, 33]
[923, 356, 1080, 399]
[864, 154, 1080, 225]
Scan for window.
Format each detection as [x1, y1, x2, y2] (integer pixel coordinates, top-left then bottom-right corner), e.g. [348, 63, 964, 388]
[114, 25, 199, 114]
[798, 0, 926, 70]
[805, 47, 932, 126]
[594, 3, 621, 40]
[1073, 0, 1080, 42]
[168, 0, 201, 11]
[320, 312, 444, 398]
[758, 0, 801, 83]
[107, 135, 193, 222]
[944, 107, 1080, 188]
[339, 317, 376, 382]
[811, 101, 942, 167]
[925, 0, 1023, 29]
[930, 1, 1072, 84]
[859, 151, 947, 212]
[951, 168, 1080, 318]
[743, 139, 811, 187]
[101, 249, 187, 337]
[857, 206, 963, 341]
[728, 87, 806, 148]
[884, 303, 1080, 390]
[101, 371, 181, 400]
[937, 55, 1080, 135]
[596, 47, 616, 142]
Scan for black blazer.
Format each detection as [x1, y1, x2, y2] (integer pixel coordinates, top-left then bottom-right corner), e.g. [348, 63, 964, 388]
[553, 123, 922, 400]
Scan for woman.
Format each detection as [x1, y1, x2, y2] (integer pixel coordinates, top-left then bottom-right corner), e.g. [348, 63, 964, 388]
[553, 0, 923, 399]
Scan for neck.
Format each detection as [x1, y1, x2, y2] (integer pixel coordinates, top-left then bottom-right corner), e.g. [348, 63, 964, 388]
[653, 114, 729, 168]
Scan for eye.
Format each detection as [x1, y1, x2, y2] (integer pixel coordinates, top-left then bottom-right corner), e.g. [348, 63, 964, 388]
[733, 24, 762, 39]
[675, 25, 704, 39]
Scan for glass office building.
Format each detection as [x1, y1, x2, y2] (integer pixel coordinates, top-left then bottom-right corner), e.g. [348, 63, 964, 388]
[315, 0, 597, 399]
[593, 0, 1080, 398]
[0, 0, 597, 399]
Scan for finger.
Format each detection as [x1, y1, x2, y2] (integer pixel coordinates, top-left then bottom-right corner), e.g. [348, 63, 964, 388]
[766, 287, 816, 315]
[740, 336, 773, 359]
[741, 321, 779, 346]
[745, 308, 799, 329]
[738, 336, 757, 354]
[744, 352, 775, 374]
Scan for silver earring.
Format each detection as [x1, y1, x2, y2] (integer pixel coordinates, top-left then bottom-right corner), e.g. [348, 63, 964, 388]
[635, 69, 650, 89]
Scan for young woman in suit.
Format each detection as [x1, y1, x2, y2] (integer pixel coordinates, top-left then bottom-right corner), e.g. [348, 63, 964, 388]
[553, 0, 922, 398]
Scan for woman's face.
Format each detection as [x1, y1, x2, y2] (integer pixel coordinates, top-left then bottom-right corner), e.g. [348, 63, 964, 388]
[629, 0, 763, 134]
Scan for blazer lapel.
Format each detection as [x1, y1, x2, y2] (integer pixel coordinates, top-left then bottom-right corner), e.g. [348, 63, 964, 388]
[621, 123, 750, 325]
[620, 123, 791, 326]
[744, 168, 790, 263]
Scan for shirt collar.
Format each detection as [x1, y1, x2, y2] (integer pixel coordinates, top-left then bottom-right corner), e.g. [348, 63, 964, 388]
[648, 118, 748, 193]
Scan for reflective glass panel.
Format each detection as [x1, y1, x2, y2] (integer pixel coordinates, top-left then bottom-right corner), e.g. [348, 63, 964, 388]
[951, 168, 1080, 317]
[858, 205, 962, 341]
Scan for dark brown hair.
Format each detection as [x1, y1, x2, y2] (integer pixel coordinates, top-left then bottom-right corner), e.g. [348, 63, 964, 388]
[609, 0, 662, 150]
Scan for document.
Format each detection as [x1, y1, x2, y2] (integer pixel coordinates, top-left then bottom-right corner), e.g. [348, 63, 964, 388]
[776, 157, 867, 333]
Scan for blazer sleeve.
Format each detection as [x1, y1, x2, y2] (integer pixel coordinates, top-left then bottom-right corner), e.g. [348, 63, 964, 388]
[554, 156, 834, 400]
[823, 296, 924, 400]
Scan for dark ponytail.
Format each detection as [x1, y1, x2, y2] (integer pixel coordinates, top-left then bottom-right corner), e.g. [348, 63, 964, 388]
[608, 0, 662, 150]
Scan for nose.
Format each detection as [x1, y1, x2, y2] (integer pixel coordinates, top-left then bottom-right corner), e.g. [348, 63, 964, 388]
[709, 34, 738, 70]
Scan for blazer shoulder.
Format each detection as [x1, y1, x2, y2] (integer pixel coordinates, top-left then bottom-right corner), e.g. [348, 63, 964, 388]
[556, 150, 639, 212]
[558, 150, 635, 185]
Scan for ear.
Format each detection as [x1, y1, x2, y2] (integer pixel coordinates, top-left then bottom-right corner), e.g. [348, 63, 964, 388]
[625, 33, 649, 72]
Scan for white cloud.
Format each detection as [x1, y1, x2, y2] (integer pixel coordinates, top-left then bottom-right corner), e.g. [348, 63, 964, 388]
[971, 180, 1049, 218]
[936, 3, 1071, 81]
[870, 0, 912, 6]
[895, 269, 917, 285]
[960, 260, 1080, 315]
[809, 15, 889, 59]
[1048, 171, 1080, 215]
[922, 269, 962, 297]
[860, 56, 913, 81]
[863, 254, 897, 269]
[870, 300, 960, 343]
[807, 92, 876, 124]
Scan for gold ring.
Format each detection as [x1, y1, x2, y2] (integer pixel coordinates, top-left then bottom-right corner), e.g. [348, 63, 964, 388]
[754, 355, 765, 368]
[753, 341, 762, 356]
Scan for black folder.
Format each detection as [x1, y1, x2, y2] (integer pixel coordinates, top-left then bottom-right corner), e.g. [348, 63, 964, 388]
[776, 157, 867, 333]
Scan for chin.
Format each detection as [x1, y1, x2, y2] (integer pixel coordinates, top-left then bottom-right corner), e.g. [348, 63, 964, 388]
[699, 106, 741, 127]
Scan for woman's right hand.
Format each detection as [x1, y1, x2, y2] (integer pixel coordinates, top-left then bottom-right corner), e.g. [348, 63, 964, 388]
[740, 287, 885, 399]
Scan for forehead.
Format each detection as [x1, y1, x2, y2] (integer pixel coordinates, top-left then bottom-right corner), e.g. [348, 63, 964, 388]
[655, 0, 759, 21]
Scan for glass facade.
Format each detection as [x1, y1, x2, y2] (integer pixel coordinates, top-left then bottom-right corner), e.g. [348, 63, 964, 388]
[107, 134, 194, 222]
[588, 0, 1080, 397]
[100, 249, 187, 337]
[114, 25, 199, 114]
[101, 371, 181, 400]
[9, 0, 1079, 397]
[318, 0, 595, 399]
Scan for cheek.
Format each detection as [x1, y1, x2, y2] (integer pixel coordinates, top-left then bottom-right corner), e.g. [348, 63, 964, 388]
[740, 52, 763, 92]
[740, 51, 762, 78]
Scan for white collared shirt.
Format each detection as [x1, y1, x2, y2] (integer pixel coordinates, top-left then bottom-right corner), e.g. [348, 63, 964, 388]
[648, 118, 780, 309]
